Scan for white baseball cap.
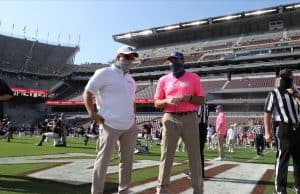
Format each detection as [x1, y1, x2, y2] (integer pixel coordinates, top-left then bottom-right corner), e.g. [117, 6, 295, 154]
[117, 45, 138, 57]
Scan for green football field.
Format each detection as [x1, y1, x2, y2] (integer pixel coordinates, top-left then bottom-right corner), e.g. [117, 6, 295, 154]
[0, 136, 296, 194]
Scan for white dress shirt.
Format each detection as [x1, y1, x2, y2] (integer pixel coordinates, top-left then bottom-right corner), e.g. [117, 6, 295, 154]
[85, 64, 136, 130]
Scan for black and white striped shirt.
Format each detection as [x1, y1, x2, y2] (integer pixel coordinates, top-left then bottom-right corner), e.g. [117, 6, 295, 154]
[252, 124, 264, 135]
[264, 87, 300, 124]
[198, 104, 209, 124]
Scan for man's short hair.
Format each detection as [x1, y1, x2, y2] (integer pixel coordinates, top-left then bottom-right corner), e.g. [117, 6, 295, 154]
[279, 69, 293, 78]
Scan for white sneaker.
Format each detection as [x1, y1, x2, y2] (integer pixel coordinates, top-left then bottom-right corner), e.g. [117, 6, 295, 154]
[156, 187, 168, 194]
[214, 157, 222, 161]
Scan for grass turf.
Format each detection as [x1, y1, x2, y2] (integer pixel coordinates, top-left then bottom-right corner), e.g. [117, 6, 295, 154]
[0, 136, 296, 194]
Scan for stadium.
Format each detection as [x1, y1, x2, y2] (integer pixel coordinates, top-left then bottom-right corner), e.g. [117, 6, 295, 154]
[1, 2, 300, 194]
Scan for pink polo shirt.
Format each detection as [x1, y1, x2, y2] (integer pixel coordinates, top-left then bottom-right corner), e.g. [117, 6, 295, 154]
[154, 71, 204, 112]
[216, 112, 227, 136]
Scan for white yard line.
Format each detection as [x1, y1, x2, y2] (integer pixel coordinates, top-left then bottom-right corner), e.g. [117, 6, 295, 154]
[183, 162, 272, 194]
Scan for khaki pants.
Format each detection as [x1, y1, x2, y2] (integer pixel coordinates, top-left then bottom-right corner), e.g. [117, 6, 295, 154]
[217, 135, 225, 158]
[91, 123, 138, 194]
[157, 112, 203, 194]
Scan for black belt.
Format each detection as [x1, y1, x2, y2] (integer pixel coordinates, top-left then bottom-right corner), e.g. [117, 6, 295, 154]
[274, 121, 298, 126]
[274, 122, 300, 130]
[166, 111, 196, 116]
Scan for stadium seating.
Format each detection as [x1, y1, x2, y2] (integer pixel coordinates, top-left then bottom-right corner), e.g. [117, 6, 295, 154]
[74, 63, 107, 73]
[136, 114, 162, 125]
[136, 85, 157, 99]
[5, 100, 46, 126]
[137, 51, 206, 67]
[0, 34, 78, 75]
[225, 77, 275, 89]
[135, 29, 300, 68]
[0, 71, 60, 90]
[136, 85, 149, 92]
[287, 29, 300, 40]
[238, 32, 283, 47]
[202, 53, 226, 61]
[201, 79, 227, 93]
[68, 94, 83, 100]
[136, 114, 162, 132]
[67, 84, 155, 101]
[185, 52, 205, 63]
[294, 76, 300, 85]
[49, 81, 87, 100]
[63, 82, 86, 100]
[202, 39, 234, 51]
[139, 58, 166, 67]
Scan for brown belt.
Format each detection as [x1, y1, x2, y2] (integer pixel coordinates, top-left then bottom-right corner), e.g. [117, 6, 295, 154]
[166, 111, 196, 116]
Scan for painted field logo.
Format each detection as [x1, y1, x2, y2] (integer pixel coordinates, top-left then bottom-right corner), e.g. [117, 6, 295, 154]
[1, 153, 293, 193]
[0, 153, 161, 185]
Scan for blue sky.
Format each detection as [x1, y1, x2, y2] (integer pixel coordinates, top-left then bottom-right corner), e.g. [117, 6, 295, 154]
[0, 0, 299, 64]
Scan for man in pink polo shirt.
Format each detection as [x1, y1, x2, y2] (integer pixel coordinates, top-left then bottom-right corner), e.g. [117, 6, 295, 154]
[154, 52, 205, 194]
[215, 105, 227, 161]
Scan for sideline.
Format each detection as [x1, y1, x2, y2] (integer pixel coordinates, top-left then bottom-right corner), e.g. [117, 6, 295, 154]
[245, 149, 273, 163]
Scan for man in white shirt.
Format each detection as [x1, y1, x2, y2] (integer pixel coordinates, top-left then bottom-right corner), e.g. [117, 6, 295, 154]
[83, 45, 139, 194]
[207, 124, 214, 149]
[227, 124, 236, 153]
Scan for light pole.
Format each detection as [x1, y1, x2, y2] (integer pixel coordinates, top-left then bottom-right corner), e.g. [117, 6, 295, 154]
[24, 38, 37, 72]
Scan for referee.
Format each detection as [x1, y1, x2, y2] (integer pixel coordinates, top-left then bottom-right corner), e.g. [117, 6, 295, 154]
[264, 69, 300, 194]
[184, 103, 209, 179]
[198, 103, 209, 178]
[253, 121, 264, 156]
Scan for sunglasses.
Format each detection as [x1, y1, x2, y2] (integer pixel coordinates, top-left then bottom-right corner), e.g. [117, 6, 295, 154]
[167, 57, 183, 63]
[120, 54, 136, 61]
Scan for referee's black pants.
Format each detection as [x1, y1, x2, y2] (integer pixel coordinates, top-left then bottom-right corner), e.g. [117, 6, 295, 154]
[255, 134, 264, 155]
[199, 123, 207, 178]
[274, 122, 300, 193]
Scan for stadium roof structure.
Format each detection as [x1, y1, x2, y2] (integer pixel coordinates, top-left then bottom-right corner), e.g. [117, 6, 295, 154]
[113, 3, 300, 48]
